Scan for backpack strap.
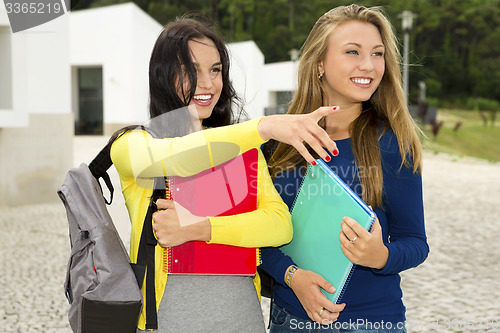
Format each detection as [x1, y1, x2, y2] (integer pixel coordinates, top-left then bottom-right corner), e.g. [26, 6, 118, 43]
[259, 139, 279, 329]
[135, 180, 163, 330]
[88, 143, 114, 205]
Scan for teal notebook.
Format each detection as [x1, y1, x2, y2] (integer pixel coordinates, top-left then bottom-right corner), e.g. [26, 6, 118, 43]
[280, 159, 376, 303]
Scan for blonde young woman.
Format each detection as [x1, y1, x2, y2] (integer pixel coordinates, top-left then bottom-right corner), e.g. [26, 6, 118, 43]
[260, 5, 429, 333]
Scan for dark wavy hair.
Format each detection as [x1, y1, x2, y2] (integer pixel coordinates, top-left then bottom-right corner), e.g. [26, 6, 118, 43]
[110, 16, 245, 141]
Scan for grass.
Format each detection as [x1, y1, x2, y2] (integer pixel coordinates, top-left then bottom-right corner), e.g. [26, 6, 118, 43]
[419, 109, 500, 162]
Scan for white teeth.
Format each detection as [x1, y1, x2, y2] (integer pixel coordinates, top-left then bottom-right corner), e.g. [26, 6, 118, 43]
[352, 78, 371, 84]
[193, 94, 211, 101]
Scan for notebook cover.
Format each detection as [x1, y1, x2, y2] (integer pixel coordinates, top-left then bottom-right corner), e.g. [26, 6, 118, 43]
[165, 148, 259, 275]
[280, 159, 376, 303]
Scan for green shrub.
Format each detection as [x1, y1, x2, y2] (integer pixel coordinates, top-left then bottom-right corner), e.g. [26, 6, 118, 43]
[465, 97, 499, 111]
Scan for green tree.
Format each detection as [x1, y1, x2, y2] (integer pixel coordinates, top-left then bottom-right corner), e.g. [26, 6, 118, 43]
[72, 0, 500, 105]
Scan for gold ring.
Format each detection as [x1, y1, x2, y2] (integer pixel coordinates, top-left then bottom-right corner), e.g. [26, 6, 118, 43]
[318, 307, 325, 315]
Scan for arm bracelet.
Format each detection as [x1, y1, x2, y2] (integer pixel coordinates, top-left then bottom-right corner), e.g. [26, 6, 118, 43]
[285, 265, 298, 288]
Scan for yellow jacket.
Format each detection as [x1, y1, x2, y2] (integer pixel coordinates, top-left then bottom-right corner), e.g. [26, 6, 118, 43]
[110, 117, 292, 330]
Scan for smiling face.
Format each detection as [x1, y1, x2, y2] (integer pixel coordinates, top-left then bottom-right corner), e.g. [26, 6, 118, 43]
[180, 38, 223, 122]
[318, 20, 385, 107]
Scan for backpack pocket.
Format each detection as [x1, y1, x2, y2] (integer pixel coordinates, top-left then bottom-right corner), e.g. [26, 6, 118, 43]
[65, 231, 95, 305]
[81, 298, 142, 333]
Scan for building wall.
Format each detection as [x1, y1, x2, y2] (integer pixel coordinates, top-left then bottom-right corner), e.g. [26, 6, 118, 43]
[128, 4, 163, 130]
[263, 61, 298, 93]
[228, 41, 267, 120]
[0, 13, 73, 206]
[262, 60, 298, 115]
[0, 114, 73, 205]
[0, 26, 12, 110]
[0, 7, 27, 127]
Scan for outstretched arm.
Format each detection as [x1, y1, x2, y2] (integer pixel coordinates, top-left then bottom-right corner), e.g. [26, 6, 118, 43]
[111, 107, 341, 182]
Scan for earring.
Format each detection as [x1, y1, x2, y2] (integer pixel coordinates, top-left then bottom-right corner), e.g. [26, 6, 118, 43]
[318, 72, 324, 80]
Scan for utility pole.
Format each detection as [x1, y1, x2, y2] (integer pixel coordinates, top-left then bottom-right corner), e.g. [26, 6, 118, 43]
[398, 11, 417, 105]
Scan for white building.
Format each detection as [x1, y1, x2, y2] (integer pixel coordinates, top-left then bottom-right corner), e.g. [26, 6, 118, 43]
[70, 3, 163, 135]
[69, 2, 297, 134]
[0, 7, 73, 206]
[0, 2, 296, 206]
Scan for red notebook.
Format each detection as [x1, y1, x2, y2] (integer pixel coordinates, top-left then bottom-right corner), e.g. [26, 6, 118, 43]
[163, 148, 259, 275]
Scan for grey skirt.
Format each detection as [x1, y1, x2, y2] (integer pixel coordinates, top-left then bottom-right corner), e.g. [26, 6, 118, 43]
[137, 275, 266, 333]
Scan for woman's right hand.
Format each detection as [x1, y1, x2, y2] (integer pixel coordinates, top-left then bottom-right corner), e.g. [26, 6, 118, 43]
[289, 268, 346, 324]
[257, 106, 340, 165]
[152, 199, 211, 247]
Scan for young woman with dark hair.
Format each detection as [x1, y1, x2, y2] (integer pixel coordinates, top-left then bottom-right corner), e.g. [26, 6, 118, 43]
[109, 17, 340, 332]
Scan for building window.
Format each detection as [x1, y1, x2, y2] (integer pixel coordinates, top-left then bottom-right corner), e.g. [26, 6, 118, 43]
[265, 91, 294, 115]
[75, 67, 103, 135]
[0, 26, 13, 109]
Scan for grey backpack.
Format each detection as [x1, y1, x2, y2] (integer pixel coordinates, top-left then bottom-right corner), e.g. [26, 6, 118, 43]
[58, 144, 159, 332]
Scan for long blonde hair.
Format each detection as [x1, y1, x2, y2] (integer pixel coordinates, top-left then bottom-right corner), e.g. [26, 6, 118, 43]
[269, 4, 422, 208]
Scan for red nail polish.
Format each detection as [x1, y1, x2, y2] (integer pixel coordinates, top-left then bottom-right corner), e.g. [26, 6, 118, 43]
[325, 155, 331, 162]
[333, 106, 338, 111]
[333, 149, 339, 156]
[311, 160, 317, 166]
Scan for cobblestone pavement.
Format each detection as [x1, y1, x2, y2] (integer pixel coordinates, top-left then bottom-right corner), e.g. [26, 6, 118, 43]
[0, 203, 71, 333]
[1, 137, 499, 332]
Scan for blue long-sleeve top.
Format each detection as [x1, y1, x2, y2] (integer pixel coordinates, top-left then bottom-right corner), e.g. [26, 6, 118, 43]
[260, 129, 429, 324]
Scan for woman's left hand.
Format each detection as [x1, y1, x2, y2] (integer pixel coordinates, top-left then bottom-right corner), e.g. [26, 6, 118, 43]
[152, 199, 211, 247]
[339, 217, 389, 270]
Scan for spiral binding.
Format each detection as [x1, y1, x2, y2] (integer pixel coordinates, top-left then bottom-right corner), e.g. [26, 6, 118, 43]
[163, 177, 173, 273]
[256, 248, 262, 266]
[290, 163, 313, 215]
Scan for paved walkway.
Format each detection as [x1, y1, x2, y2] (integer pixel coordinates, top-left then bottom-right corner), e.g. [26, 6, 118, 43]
[1, 136, 499, 332]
